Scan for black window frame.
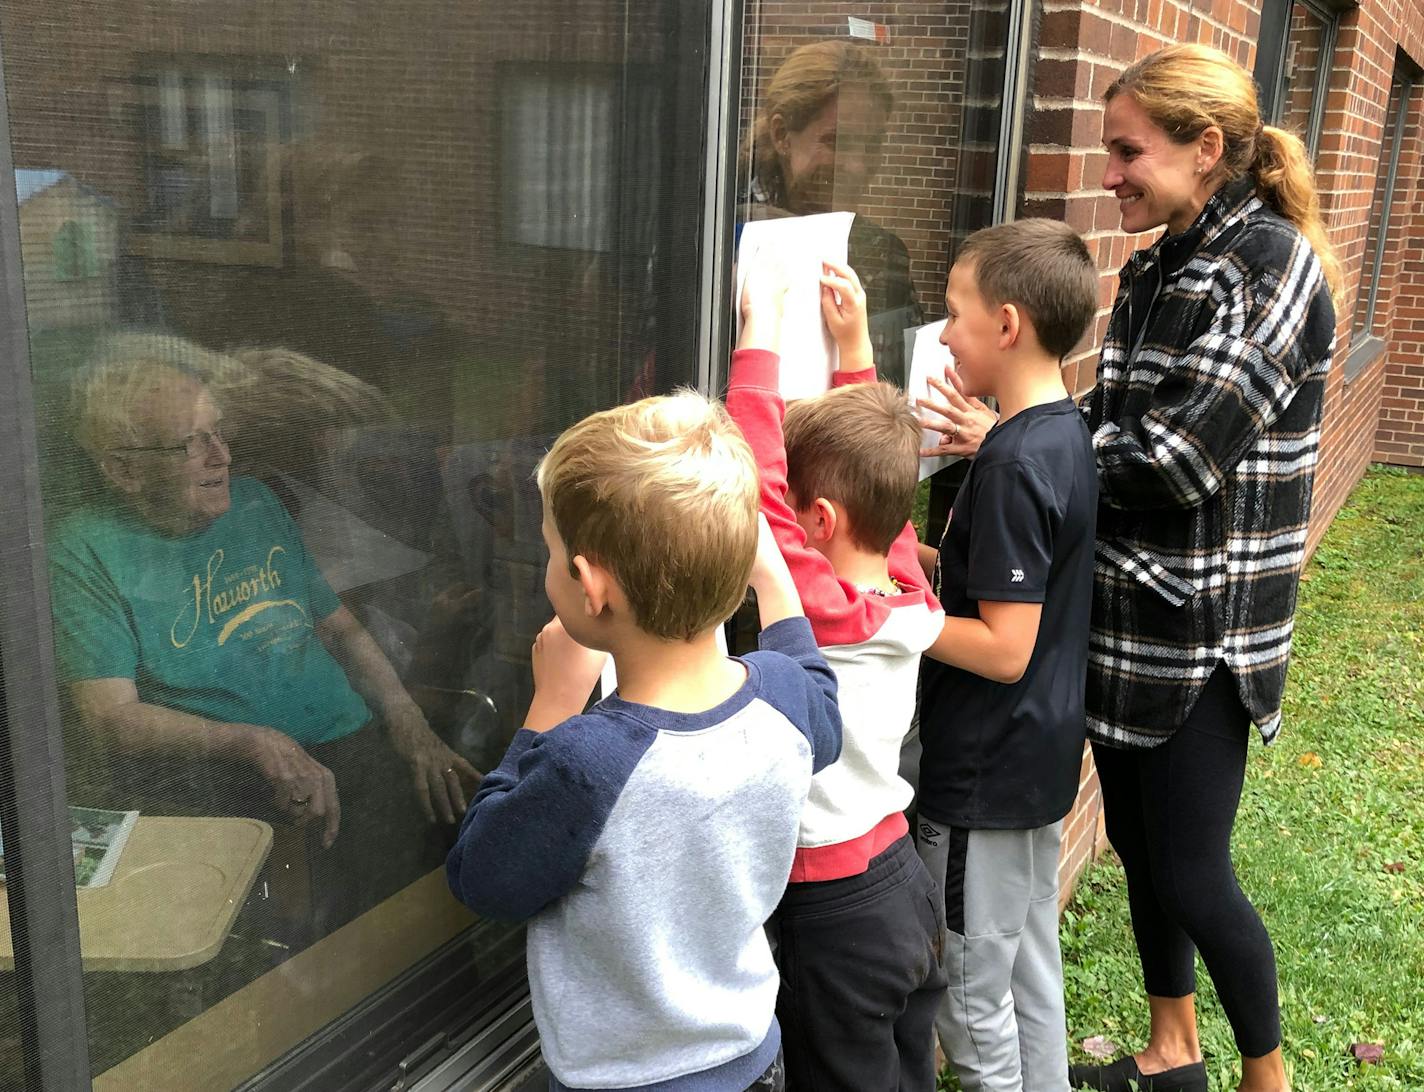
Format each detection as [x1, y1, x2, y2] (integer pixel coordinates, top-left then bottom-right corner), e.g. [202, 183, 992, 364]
[0, 0, 739, 1086]
[1255, 0, 1347, 160]
[1343, 54, 1418, 381]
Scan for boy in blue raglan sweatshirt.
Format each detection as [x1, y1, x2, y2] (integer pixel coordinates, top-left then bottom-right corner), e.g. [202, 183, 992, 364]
[446, 387, 842, 1091]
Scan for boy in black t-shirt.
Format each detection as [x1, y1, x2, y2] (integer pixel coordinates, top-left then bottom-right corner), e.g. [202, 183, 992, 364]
[915, 219, 1099, 1092]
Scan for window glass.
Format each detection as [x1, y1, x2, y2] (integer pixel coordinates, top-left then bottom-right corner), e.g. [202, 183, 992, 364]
[0, 0, 702, 1084]
[734, 5, 1019, 390]
[0, 972, 19, 1084]
[1351, 66, 1412, 345]
[1275, 1, 1333, 158]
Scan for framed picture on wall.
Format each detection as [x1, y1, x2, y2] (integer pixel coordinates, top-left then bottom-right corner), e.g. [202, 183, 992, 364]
[127, 68, 286, 267]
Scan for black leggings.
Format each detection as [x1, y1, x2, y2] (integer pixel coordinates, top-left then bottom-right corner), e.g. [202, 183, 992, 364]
[1091, 664, 1281, 1058]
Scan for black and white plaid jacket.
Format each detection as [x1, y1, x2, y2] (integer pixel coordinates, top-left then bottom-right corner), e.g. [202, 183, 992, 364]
[1082, 177, 1336, 748]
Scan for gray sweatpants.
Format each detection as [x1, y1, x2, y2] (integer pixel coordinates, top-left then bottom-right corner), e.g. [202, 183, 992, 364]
[914, 818, 1069, 1092]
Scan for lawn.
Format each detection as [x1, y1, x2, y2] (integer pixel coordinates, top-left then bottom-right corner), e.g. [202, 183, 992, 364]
[1056, 466, 1424, 1091]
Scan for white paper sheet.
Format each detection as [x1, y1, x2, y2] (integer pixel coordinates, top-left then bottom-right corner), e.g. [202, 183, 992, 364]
[734, 211, 855, 401]
[904, 319, 962, 481]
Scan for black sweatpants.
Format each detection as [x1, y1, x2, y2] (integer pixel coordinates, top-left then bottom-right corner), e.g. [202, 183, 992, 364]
[768, 833, 947, 1091]
[1091, 664, 1281, 1058]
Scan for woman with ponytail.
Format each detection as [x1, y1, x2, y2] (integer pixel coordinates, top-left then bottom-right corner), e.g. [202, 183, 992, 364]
[920, 44, 1339, 1092]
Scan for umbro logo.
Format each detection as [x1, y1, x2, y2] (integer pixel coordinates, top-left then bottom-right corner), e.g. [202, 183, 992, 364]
[1010, 569, 1025, 583]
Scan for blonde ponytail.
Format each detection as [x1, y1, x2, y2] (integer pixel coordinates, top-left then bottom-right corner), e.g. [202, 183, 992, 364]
[1253, 125, 1345, 306]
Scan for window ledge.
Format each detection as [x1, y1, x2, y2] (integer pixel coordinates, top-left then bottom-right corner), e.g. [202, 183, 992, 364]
[1342, 335, 1387, 384]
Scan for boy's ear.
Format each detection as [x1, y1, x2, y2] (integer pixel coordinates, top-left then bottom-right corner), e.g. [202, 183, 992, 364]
[998, 302, 1022, 351]
[571, 554, 612, 617]
[805, 497, 840, 546]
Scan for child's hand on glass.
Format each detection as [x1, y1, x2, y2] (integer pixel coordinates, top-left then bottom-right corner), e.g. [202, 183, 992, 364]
[819, 259, 873, 372]
[738, 252, 789, 352]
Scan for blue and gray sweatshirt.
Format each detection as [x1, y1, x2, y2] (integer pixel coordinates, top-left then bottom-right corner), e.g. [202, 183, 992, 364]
[446, 617, 841, 1090]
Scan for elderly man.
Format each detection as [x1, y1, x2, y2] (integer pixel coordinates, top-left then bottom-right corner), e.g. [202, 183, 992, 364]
[49, 337, 478, 928]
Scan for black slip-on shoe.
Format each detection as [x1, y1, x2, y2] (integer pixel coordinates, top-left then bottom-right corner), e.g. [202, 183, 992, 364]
[1069, 1055, 1208, 1092]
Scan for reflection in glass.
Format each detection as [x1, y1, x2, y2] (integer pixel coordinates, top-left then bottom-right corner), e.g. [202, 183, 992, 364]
[736, 8, 1014, 389]
[732, 4, 1012, 558]
[1276, 1, 1332, 160]
[0, 0, 698, 1082]
[1351, 67, 1410, 343]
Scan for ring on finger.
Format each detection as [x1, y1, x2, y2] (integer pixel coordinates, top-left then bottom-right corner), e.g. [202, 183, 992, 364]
[290, 794, 312, 808]
[951, 421, 960, 441]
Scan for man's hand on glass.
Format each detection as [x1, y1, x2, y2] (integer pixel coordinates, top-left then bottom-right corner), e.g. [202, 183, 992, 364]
[386, 704, 482, 825]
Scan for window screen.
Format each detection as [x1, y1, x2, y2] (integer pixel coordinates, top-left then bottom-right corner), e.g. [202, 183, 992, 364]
[0, 0, 706, 1084]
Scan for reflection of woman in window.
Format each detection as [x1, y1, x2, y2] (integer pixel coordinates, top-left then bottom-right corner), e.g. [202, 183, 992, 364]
[738, 41, 922, 380]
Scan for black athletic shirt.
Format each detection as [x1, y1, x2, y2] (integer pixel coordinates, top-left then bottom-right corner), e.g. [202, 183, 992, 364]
[917, 397, 1098, 829]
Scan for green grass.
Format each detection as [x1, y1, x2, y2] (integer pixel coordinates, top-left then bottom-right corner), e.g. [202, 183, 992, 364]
[1052, 466, 1424, 1091]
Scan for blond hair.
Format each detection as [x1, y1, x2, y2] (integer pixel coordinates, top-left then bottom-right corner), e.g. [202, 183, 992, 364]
[738, 40, 894, 208]
[783, 382, 919, 555]
[957, 219, 1098, 359]
[537, 392, 759, 641]
[1106, 44, 1344, 304]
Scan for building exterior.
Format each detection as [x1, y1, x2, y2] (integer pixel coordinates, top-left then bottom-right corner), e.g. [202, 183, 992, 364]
[0, 0, 1418, 1087]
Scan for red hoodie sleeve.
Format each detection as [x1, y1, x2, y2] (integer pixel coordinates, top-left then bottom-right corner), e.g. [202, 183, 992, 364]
[831, 366, 875, 388]
[726, 350, 938, 644]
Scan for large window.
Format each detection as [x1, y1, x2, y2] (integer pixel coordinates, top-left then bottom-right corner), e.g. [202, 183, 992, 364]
[0, 0, 719, 1086]
[1257, 0, 1343, 160]
[1347, 58, 1417, 375]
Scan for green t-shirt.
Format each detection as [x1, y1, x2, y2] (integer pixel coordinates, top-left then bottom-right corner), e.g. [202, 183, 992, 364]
[50, 475, 370, 746]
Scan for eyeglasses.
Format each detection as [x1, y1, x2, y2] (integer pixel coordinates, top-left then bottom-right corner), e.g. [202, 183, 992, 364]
[111, 426, 227, 460]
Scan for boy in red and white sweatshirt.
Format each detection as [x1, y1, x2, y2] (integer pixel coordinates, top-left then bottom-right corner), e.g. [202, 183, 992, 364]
[728, 259, 947, 1088]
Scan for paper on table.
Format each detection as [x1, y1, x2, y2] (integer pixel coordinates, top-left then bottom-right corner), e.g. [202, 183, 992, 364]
[904, 319, 961, 481]
[734, 211, 855, 400]
[598, 624, 730, 700]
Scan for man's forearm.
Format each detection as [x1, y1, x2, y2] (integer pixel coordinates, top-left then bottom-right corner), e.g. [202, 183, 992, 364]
[318, 606, 422, 722]
[75, 695, 261, 766]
